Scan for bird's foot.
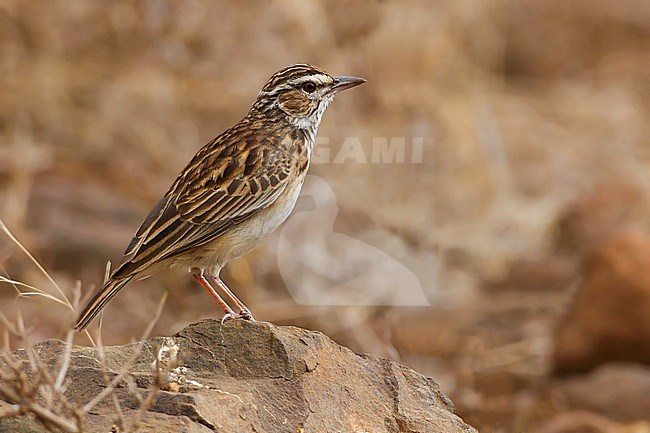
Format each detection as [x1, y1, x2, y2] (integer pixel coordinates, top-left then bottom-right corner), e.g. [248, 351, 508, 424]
[236, 308, 255, 321]
[220, 312, 237, 324]
[220, 309, 255, 323]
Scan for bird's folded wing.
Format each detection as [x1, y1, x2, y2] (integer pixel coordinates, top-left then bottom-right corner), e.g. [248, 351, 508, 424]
[112, 138, 293, 279]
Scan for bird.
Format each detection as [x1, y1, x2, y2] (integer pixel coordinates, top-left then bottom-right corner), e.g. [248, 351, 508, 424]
[75, 64, 365, 331]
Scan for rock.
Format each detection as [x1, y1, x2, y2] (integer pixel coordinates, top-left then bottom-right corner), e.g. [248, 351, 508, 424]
[553, 231, 650, 375]
[555, 184, 644, 255]
[552, 363, 650, 422]
[0, 320, 477, 433]
[485, 256, 575, 292]
[532, 410, 649, 433]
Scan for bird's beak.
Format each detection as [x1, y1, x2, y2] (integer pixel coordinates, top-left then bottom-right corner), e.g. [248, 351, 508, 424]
[331, 75, 366, 93]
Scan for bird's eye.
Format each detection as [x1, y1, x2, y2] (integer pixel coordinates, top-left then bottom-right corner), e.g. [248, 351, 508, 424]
[301, 82, 317, 93]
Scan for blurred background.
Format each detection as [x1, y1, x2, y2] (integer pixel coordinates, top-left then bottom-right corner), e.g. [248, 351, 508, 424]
[1, 1, 649, 431]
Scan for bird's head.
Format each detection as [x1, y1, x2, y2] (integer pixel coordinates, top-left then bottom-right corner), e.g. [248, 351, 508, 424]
[251, 64, 365, 131]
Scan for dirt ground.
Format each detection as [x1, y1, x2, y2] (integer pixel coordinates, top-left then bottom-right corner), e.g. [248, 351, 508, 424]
[1, 1, 649, 432]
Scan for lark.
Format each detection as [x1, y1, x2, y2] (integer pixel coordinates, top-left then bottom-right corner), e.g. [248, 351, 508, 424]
[75, 64, 365, 331]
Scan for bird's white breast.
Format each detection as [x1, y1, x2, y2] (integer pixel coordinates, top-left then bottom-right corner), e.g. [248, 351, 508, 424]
[191, 171, 307, 273]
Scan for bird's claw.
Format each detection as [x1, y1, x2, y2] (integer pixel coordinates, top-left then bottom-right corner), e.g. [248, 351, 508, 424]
[220, 312, 237, 324]
[237, 309, 255, 321]
[220, 309, 255, 324]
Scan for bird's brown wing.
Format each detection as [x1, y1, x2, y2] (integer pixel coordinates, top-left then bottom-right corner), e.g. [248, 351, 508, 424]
[112, 131, 295, 279]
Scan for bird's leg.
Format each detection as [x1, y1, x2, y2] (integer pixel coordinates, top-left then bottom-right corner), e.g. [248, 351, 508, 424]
[209, 275, 255, 321]
[191, 267, 237, 319]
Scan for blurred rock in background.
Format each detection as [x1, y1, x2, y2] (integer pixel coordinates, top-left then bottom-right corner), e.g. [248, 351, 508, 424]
[553, 231, 650, 375]
[555, 183, 647, 255]
[552, 363, 650, 423]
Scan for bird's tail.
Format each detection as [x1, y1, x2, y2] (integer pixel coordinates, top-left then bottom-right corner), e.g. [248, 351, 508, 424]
[75, 276, 133, 331]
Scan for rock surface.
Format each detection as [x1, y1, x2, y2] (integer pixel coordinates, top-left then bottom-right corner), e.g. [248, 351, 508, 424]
[0, 320, 476, 433]
[555, 184, 645, 254]
[531, 410, 650, 433]
[552, 363, 650, 422]
[553, 231, 650, 374]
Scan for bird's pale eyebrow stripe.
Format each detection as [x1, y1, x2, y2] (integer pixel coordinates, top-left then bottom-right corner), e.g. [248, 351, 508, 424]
[291, 74, 331, 85]
[259, 74, 331, 96]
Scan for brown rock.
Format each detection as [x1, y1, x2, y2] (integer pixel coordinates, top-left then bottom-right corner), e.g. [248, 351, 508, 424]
[553, 363, 650, 422]
[532, 410, 647, 433]
[485, 256, 576, 292]
[555, 184, 644, 254]
[0, 320, 477, 433]
[553, 231, 650, 374]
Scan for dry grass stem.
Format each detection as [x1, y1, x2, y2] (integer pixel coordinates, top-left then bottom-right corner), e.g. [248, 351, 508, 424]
[0, 220, 71, 311]
[0, 312, 83, 432]
[82, 291, 167, 415]
[0, 274, 167, 431]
